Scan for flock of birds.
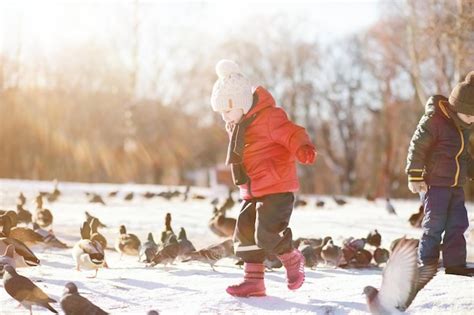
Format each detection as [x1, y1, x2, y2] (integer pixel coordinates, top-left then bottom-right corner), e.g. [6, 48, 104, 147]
[0, 182, 434, 315]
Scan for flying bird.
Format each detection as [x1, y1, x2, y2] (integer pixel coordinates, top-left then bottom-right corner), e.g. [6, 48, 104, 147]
[363, 238, 437, 314]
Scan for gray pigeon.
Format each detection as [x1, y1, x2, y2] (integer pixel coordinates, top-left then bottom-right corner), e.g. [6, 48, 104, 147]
[177, 227, 196, 258]
[0, 244, 16, 277]
[363, 238, 437, 314]
[301, 244, 320, 269]
[3, 265, 58, 314]
[182, 239, 234, 270]
[150, 235, 179, 266]
[321, 239, 343, 267]
[140, 232, 158, 263]
[385, 198, 397, 215]
[60, 282, 108, 315]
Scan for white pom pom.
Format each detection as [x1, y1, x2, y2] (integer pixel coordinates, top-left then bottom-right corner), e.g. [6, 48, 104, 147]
[215, 59, 241, 78]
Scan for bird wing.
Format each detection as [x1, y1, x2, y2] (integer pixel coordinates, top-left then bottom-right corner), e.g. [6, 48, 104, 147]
[378, 238, 418, 311]
[399, 263, 437, 311]
[7, 274, 51, 303]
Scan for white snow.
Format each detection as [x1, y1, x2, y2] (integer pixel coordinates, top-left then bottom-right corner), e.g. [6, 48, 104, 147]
[0, 179, 473, 315]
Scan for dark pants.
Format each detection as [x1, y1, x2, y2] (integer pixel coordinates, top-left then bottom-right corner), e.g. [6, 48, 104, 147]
[233, 192, 295, 263]
[419, 186, 469, 267]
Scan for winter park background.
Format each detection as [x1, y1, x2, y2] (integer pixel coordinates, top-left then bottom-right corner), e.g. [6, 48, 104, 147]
[0, 0, 473, 314]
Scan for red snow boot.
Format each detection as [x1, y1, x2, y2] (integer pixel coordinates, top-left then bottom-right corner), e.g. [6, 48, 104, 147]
[278, 249, 305, 290]
[226, 262, 266, 297]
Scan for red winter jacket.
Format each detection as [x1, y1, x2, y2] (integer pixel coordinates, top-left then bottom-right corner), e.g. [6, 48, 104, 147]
[231, 86, 315, 200]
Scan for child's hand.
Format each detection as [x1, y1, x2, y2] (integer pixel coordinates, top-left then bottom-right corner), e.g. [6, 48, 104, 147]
[296, 145, 316, 164]
[408, 181, 428, 194]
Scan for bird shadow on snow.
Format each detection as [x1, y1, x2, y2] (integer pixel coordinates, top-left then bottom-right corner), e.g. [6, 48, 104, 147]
[106, 277, 200, 293]
[309, 298, 368, 313]
[235, 295, 318, 313]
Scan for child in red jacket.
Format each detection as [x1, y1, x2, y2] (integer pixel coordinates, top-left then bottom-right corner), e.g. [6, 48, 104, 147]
[210, 60, 317, 297]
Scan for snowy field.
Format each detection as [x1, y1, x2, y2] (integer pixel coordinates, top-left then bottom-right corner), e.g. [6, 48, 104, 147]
[0, 178, 473, 315]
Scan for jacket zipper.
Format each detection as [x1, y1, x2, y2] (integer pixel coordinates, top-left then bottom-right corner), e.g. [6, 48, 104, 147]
[452, 127, 464, 187]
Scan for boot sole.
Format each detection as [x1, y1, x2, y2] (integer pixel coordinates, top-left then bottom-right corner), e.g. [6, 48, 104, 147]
[288, 277, 305, 290]
[227, 290, 266, 297]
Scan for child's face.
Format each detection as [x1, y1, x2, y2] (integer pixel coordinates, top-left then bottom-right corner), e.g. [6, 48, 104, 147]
[457, 112, 474, 125]
[221, 108, 244, 124]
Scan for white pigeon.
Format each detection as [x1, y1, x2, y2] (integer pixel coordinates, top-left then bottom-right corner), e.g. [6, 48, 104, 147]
[363, 238, 437, 314]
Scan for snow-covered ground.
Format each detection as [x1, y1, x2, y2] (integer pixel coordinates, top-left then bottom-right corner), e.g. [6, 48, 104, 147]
[0, 179, 473, 315]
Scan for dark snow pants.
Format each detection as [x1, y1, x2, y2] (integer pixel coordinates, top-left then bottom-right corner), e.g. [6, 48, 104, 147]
[233, 192, 294, 263]
[419, 186, 469, 267]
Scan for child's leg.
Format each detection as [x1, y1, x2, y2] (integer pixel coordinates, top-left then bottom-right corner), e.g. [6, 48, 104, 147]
[254, 192, 294, 255]
[234, 200, 265, 263]
[419, 186, 451, 265]
[442, 187, 469, 268]
[227, 199, 267, 297]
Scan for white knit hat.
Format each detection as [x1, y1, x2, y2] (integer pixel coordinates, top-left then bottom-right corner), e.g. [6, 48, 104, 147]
[210, 59, 253, 114]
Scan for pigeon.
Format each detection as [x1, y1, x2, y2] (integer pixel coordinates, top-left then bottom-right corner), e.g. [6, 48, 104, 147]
[214, 213, 236, 238]
[374, 247, 390, 266]
[32, 223, 68, 249]
[3, 265, 58, 314]
[192, 194, 206, 200]
[293, 237, 323, 249]
[16, 204, 32, 225]
[177, 227, 196, 258]
[385, 198, 397, 215]
[301, 244, 320, 268]
[115, 225, 141, 257]
[85, 211, 107, 229]
[315, 200, 325, 208]
[160, 213, 175, 243]
[0, 244, 16, 277]
[35, 194, 44, 210]
[219, 190, 235, 213]
[60, 282, 108, 315]
[367, 230, 382, 248]
[143, 192, 156, 199]
[89, 194, 106, 205]
[139, 232, 158, 263]
[0, 239, 39, 268]
[366, 193, 376, 202]
[18, 192, 27, 206]
[321, 239, 343, 267]
[182, 185, 190, 201]
[150, 235, 180, 267]
[210, 197, 219, 206]
[0, 210, 18, 228]
[408, 204, 424, 228]
[90, 218, 107, 250]
[354, 249, 373, 267]
[363, 238, 437, 314]
[182, 239, 234, 270]
[124, 192, 134, 201]
[72, 222, 105, 278]
[208, 207, 228, 237]
[390, 237, 419, 253]
[147, 311, 159, 315]
[294, 196, 307, 208]
[108, 190, 119, 197]
[47, 179, 61, 203]
[342, 237, 367, 262]
[333, 196, 347, 206]
[2, 214, 44, 247]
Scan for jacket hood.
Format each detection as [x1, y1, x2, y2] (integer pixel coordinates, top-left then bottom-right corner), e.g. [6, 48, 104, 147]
[425, 95, 450, 120]
[245, 86, 276, 117]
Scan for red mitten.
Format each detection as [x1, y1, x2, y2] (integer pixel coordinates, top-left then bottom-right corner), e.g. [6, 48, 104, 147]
[296, 145, 316, 164]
